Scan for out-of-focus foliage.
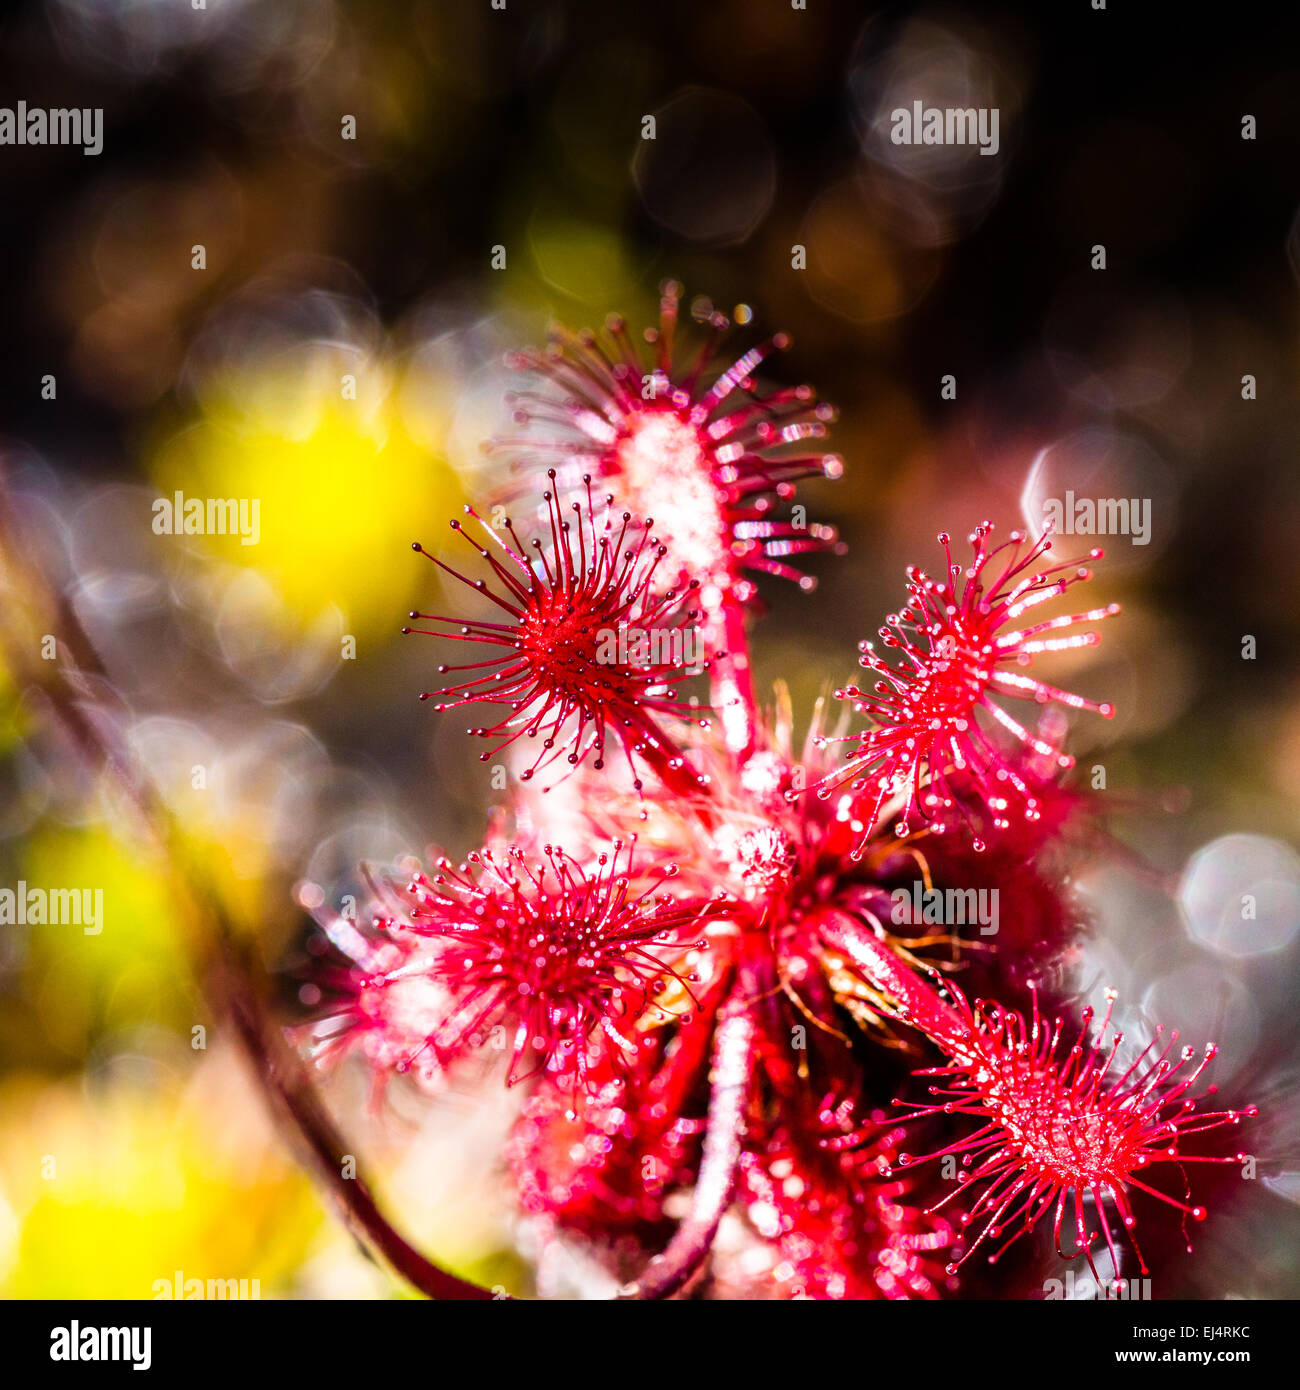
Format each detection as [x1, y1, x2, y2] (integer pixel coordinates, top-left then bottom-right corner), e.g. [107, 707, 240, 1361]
[152, 364, 461, 643]
[0, 1056, 322, 1298]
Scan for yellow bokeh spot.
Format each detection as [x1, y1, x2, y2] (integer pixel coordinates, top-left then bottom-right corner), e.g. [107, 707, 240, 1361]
[0, 1061, 321, 1298]
[151, 361, 461, 643]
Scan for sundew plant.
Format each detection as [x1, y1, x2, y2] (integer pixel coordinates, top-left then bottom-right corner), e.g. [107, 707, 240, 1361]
[298, 286, 1256, 1301]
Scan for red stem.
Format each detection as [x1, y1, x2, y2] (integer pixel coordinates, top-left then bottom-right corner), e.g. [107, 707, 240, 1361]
[219, 945, 499, 1300]
[619, 1004, 754, 1299]
[707, 594, 758, 760]
[630, 710, 713, 801]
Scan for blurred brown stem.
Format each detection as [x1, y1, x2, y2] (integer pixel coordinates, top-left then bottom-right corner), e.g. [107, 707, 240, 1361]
[0, 484, 497, 1301]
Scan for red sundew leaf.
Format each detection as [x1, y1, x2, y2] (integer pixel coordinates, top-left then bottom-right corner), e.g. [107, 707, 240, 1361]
[816, 521, 1119, 858]
[488, 281, 844, 602]
[406, 475, 713, 796]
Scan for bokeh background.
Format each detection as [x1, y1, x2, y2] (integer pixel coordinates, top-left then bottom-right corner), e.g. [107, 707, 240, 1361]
[1, 0, 1299, 1298]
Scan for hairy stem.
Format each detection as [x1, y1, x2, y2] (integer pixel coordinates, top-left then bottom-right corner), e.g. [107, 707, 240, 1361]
[707, 595, 758, 760]
[618, 1004, 754, 1300]
[630, 709, 715, 801]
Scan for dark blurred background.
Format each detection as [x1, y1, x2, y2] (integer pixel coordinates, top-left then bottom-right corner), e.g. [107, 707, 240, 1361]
[1, 0, 1298, 1297]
